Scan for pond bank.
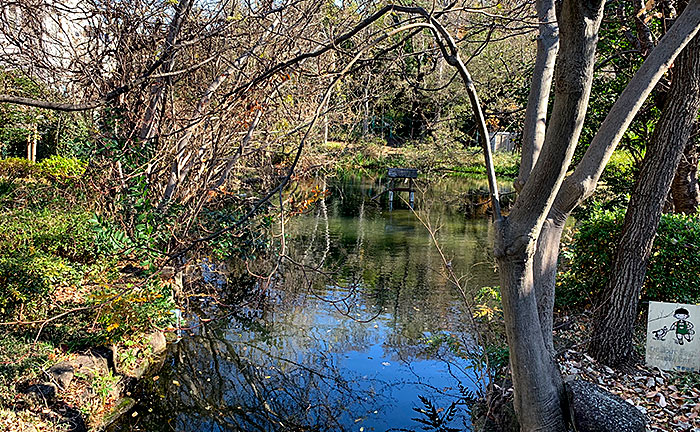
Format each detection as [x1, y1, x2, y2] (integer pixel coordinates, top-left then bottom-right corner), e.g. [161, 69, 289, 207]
[16, 332, 167, 432]
[0, 158, 180, 431]
[299, 140, 520, 181]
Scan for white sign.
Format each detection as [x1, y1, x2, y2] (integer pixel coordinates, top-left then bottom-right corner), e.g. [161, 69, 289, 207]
[646, 301, 699, 372]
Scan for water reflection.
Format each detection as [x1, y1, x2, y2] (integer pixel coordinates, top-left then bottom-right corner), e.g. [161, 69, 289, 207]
[111, 176, 500, 432]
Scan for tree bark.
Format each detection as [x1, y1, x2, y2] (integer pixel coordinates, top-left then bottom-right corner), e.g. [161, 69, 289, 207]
[515, 0, 559, 191]
[495, 238, 568, 431]
[588, 32, 700, 365]
[671, 126, 700, 213]
[634, 0, 656, 56]
[533, 207, 568, 354]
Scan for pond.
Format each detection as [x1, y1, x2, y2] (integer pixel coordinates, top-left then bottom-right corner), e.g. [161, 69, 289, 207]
[111, 176, 503, 432]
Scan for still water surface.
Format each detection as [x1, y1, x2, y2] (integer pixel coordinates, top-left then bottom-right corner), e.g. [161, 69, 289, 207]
[112, 176, 501, 432]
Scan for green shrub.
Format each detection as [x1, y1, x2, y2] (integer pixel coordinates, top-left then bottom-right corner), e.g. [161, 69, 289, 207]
[0, 156, 86, 181]
[573, 153, 636, 221]
[0, 209, 109, 318]
[646, 214, 700, 302]
[0, 157, 39, 178]
[1, 209, 106, 262]
[558, 208, 700, 307]
[600, 151, 636, 196]
[91, 279, 175, 338]
[38, 155, 86, 179]
[0, 254, 82, 317]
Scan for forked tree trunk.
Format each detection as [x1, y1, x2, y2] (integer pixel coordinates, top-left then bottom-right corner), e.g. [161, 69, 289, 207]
[496, 0, 605, 426]
[588, 32, 700, 365]
[671, 128, 700, 213]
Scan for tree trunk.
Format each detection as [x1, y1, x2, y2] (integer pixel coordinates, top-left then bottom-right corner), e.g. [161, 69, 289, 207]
[634, 0, 655, 56]
[496, 234, 567, 431]
[362, 81, 370, 137]
[528, 0, 700, 341]
[26, 123, 38, 162]
[534, 208, 568, 354]
[495, 0, 605, 427]
[588, 33, 700, 365]
[671, 126, 700, 213]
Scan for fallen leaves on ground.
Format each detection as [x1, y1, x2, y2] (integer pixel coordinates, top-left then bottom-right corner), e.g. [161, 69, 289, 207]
[555, 314, 700, 432]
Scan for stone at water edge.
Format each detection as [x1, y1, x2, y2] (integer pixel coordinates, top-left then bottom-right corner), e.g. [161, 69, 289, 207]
[25, 383, 57, 403]
[148, 331, 167, 355]
[565, 379, 646, 432]
[71, 352, 110, 379]
[48, 361, 75, 390]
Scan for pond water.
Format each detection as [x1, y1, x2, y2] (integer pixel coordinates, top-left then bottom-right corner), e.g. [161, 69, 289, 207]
[111, 176, 502, 432]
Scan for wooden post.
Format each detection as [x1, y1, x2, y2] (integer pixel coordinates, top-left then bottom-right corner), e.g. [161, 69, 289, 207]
[388, 178, 394, 211]
[26, 123, 38, 162]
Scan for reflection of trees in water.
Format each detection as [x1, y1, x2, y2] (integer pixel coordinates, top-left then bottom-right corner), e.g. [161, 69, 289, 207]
[117, 317, 400, 432]
[114, 177, 497, 432]
[280, 177, 497, 359]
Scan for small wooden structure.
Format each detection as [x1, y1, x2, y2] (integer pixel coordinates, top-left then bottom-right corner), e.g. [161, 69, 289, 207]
[386, 168, 418, 209]
[489, 132, 516, 153]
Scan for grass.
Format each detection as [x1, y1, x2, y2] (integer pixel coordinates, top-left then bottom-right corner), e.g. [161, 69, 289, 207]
[303, 139, 521, 180]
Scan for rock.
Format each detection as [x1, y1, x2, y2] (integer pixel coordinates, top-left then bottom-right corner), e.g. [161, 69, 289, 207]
[48, 361, 75, 390]
[25, 383, 57, 403]
[54, 403, 88, 432]
[99, 397, 136, 429]
[566, 379, 647, 432]
[148, 331, 167, 355]
[71, 353, 110, 379]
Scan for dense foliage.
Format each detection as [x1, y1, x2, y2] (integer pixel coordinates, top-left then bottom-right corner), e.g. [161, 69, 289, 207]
[558, 208, 700, 307]
[0, 70, 93, 159]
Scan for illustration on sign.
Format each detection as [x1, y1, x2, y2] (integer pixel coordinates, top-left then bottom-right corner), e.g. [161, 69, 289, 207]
[646, 301, 700, 372]
[651, 307, 695, 345]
